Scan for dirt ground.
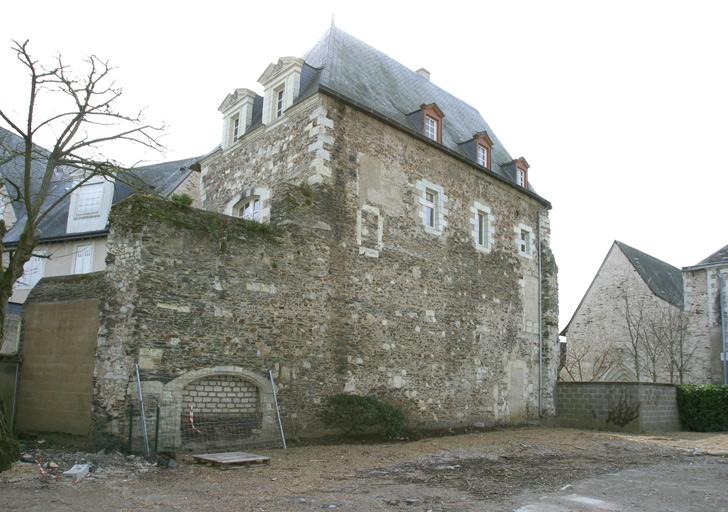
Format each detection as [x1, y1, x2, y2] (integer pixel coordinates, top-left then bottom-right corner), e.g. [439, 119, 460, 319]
[2, 427, 727, 511]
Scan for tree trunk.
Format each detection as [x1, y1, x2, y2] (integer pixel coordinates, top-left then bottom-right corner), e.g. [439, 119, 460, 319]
[0, 398, 19, 472]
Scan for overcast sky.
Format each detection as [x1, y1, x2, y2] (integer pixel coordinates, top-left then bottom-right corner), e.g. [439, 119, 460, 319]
[2, 0, 726, 329]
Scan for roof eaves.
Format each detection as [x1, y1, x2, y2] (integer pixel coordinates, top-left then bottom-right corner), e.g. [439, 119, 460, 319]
[317, 85, 552, 209]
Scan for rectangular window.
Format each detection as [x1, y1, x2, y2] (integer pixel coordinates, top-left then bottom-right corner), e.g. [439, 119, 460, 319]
[477, 211, 488, 246]
[423, 189, 437, 228]
[276, 88, 285, 118]
[241, 198, 261, 221]
[517, 168, 526, 187]
[520, 229, 530, 254]
[477, 145, 488, 167]
[73, 244, 93, 274]
[232, 116, 240, 142]
[17, 254, 45, 289]
[424, 116, 438, 141]
[75, 183, 104, 219]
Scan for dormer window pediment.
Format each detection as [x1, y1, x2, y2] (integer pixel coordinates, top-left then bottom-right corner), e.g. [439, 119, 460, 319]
[218, 88, 258, 149]
[258, 57, 305, 125]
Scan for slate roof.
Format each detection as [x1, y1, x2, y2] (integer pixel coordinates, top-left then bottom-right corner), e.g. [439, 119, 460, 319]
[0, 126, 200, 244]
[211, 27, 546, 203]
[615, 241, 683, 308]
[300, 27, 538, 195]
[691, 243, 728, 268]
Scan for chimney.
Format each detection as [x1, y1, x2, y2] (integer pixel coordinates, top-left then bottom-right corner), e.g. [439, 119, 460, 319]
[416, 68, 430, 81]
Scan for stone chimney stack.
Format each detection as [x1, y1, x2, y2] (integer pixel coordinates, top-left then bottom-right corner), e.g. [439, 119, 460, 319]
[416, 68, 430, 80]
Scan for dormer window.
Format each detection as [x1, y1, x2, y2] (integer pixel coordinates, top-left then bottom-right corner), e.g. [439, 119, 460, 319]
[258, 57, 305, 125]
[409, 103, 444, 143]
[75, 182, 104, 219]
[517, 168, 526, 187]
[477, 144, 488, 167]
[425, 116, 438, 141]
[218, 88, 258, 150]
[276, 87, 285, 118]
[515, 157, 529, 188]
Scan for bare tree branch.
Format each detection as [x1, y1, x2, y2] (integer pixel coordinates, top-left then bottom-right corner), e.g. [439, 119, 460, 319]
[0, 39, 166, 343]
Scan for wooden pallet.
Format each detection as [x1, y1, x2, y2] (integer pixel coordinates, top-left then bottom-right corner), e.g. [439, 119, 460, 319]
[192, 451, 271, 468]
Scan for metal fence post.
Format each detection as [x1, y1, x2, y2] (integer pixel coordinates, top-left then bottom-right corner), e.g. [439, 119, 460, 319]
[154, 404, 160, 453]
[128, 403, 133, 452]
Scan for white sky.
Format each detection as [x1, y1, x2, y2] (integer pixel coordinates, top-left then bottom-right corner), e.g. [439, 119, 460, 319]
[2, 0, 727, 329]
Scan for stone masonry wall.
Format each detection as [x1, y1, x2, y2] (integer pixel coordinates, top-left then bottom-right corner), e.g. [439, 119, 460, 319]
[684, 265, 728, 383]
[556, 382, 680, 432]
[93, 91, 558, 443]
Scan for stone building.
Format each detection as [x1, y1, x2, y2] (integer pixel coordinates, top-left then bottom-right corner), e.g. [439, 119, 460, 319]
[10, 27, 559, 447]
[682, 243, 728, 384]
[562, 240, 727, 384]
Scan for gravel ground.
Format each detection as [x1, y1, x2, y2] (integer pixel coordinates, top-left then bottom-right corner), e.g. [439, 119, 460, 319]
[1, 427, 727, 511]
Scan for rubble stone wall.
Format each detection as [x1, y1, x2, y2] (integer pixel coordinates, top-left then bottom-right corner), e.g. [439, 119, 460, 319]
[92, 91, 558, 444]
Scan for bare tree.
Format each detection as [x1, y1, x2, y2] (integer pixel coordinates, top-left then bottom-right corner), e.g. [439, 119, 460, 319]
[619, 278, 695, 383]
[0, 40, 163, 341]
[654, 306, 694, 384]
[621, 282, 646, 382]
[561, 326, 623, 382]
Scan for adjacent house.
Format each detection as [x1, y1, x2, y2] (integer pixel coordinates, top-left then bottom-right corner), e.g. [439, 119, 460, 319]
[7, 26, 559, 449]
[561, 240, 727, 384]
[0, 125, 201, 354]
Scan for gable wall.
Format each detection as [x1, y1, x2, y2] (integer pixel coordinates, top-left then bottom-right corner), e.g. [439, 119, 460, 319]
[563, 244, 683, 382]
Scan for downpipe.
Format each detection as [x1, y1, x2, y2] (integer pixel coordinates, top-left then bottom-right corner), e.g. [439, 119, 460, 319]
[537, 213, 544, 417]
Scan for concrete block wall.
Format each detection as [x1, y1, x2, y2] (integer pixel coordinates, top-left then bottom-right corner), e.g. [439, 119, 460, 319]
[182, 375, 258, 415]
[556, 382, 680, 432]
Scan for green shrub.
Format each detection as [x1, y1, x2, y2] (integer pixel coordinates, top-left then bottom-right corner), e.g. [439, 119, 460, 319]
[320, 394, 405, 439]
[170, 193, 193, 207]
[676, 384, 728, 432]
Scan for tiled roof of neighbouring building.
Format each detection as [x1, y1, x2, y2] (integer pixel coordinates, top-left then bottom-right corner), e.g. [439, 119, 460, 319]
[615, 241, 684, 308]
[0, 126, 200, 244]
[694, 243, 728, 267]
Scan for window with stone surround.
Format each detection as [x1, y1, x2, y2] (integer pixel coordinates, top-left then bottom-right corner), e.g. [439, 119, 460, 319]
[515, 223, 534, 258]
[471, 202, 495, 253]
[424, 189, 437, 227]
[416, 179, 447, 235]
[227, 187, 271, 223]
[240, 197, 261, 222]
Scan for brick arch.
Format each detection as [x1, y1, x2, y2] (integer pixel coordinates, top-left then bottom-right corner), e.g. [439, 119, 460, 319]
[159, 366, 277, 448]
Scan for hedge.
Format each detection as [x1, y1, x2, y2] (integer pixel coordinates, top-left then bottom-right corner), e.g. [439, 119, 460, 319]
[319, 394, 405, 439]
[676, 384, 728, 432]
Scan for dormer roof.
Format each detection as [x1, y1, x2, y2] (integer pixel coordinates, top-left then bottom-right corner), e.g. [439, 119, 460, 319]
[257, 57, 305, 85]
[218, 88, 258, 113]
